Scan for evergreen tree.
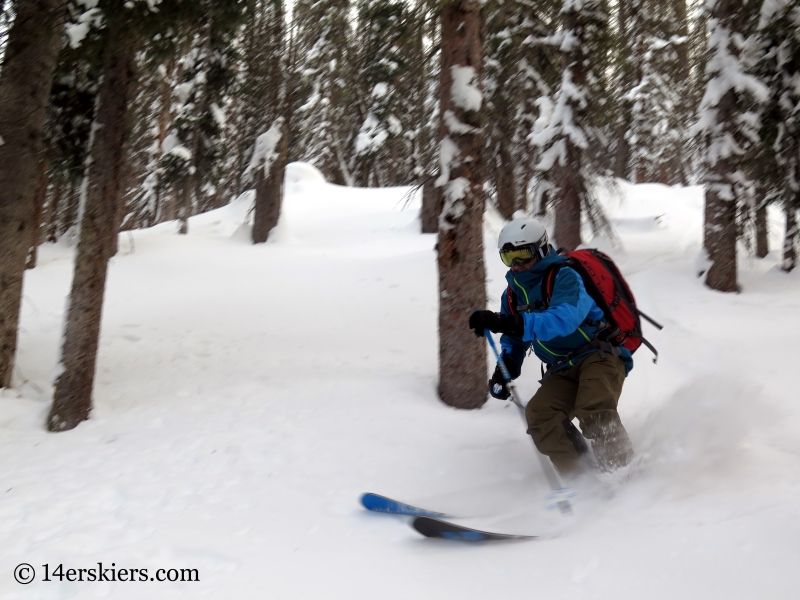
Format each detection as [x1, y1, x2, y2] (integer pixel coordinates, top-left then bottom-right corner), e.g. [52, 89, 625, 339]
[234, 0, 285, 192]
[755, 0, 800, 271]
[291, 0, 353, 185]
[530, 0, 609, 250]
[235, 0, 288, 244]
[693, 0, 766, 292]
[623, 0, 690, 184]
[484, 0, 558, 219]
[163, 5, 245, 235]
[401, 0, 439, 188]
[351, 0, 409, 187]
[48, 0, 251, 432]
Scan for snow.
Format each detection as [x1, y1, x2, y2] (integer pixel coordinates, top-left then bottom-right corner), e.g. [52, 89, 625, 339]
[450, 65, 483, 112]
[66, 8, 103, 49]
[434, 136, 459, 187]
[354, 114, 388, 155]
[4, 177, 800, 598]
[242, 119, 284, 182]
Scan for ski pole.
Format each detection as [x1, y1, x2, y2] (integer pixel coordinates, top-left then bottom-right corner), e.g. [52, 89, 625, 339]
[484, 329, 573, 515]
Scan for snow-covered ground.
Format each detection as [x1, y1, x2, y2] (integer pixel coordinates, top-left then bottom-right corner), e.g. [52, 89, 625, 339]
[2, 165, 799, 599]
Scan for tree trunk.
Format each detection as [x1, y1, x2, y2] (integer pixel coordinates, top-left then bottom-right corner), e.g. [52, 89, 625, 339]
[553, 142, 583, 251]
[252, 118, 287, 244]
[612, 0, 631, 180]
[25, 159, 49, 270]
[755, 202, 769, 259]
[0, 0, 64, 388]
[496, 138, 516, 219]
[552, 7, 586, 251]
[703, 144, 738, 292]
[701, 0, 743, 293]
[782, 199, 798, 273]
[48, 24, 137, 432]
[436, 1, 487, 410]
[421, 174, 443, 233]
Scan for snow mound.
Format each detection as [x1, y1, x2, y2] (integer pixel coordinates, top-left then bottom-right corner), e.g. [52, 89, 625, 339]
[285, 161, 326, 187]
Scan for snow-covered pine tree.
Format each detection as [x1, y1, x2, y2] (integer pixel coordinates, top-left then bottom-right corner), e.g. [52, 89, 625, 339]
[291, 0, 353, 185]
[692, 0, 767, 292]
[484, 0, 558, 219]
[529, 0, 609, 250]
[413, 0, 447, 234]
[235, 0, 288, 244]
[623, 0, 690, 184]
[436, 0, 487, 409]
[401, 0, 439, 189]
[350, 0, 409, 187]
[38, 35, 100, 245]
[234, 0, 285, 190]
[755, 0, 800, 271]
[162, 4, 245, 235]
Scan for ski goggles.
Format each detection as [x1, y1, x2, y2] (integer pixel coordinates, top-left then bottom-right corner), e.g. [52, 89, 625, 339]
[499, 245, 537, 267]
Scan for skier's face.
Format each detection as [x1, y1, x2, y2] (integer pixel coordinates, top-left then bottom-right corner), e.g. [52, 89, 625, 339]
[509, 257, 537, 272]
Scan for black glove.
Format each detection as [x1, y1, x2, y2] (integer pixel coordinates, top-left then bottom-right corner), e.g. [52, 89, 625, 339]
[468, 310, 523, 338]
[488, 371, 510, 400]
[488, 358, 520, 400]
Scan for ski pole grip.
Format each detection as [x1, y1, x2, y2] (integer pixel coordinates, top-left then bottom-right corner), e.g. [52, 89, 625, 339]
[484, 329, 512, 383]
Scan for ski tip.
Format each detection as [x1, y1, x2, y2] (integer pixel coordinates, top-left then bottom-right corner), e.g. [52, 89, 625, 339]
[411, 516, 537, 542]
[360, 493, 450, 518]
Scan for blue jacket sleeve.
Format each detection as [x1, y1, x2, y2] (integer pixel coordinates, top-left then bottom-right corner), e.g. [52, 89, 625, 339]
[521, 267, 594, 342]
[498, 287, 526, 378]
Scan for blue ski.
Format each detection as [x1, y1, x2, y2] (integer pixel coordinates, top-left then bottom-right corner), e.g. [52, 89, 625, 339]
[360, 493, 450, 517]
[412, 516, 537, 541]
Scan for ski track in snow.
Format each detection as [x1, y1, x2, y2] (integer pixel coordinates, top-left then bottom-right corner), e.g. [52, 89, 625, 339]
[2, 169, 799, 598]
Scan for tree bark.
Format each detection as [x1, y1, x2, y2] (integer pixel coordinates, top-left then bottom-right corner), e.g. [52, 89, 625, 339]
[703, 86, 738, 294]
[782, 199, 798, 273]
[420, 174, 442, 233]
[552, 6, 587, 251]
[496, 137, 516, 219]
[703, 181, 738, 291]
[436, 1, 487, 410]
[252, 118, 287, 244]
[553, 141, 583, 251]
[755, 202, 769, 259]
[48, 24, 138, 432]
[0, 0, 65, 388]
[612, 0, 631, 180]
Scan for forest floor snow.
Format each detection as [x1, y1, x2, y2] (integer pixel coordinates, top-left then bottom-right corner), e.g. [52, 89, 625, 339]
[2, 168, 799, 599]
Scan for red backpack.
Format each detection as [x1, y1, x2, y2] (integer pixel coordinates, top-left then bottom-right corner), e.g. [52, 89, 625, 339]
[542, 249, 662, 362]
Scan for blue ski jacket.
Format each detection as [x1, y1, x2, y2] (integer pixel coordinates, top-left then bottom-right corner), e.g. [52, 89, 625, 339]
[499, 249, 633, 378]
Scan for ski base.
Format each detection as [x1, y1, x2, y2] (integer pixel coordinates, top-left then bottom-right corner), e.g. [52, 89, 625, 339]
[360, 493, 450, 518]
[412, 516, 537, 541]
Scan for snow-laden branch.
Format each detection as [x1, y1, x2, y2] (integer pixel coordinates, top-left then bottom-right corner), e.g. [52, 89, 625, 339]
[243, 117, 285, 184]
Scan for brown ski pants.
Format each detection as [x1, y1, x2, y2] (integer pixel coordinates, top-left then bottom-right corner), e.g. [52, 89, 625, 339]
[524, 352, 634, 477]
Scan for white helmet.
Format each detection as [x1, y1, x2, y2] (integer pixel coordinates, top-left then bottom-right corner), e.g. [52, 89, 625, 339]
[497, 218, 549, 266]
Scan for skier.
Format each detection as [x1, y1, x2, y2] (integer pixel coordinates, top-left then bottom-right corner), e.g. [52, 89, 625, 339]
[468, 218, 634, 479]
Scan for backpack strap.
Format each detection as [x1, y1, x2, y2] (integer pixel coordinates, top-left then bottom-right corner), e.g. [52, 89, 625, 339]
[540, 262, 563, 306]
[506, 285, 517, 315]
